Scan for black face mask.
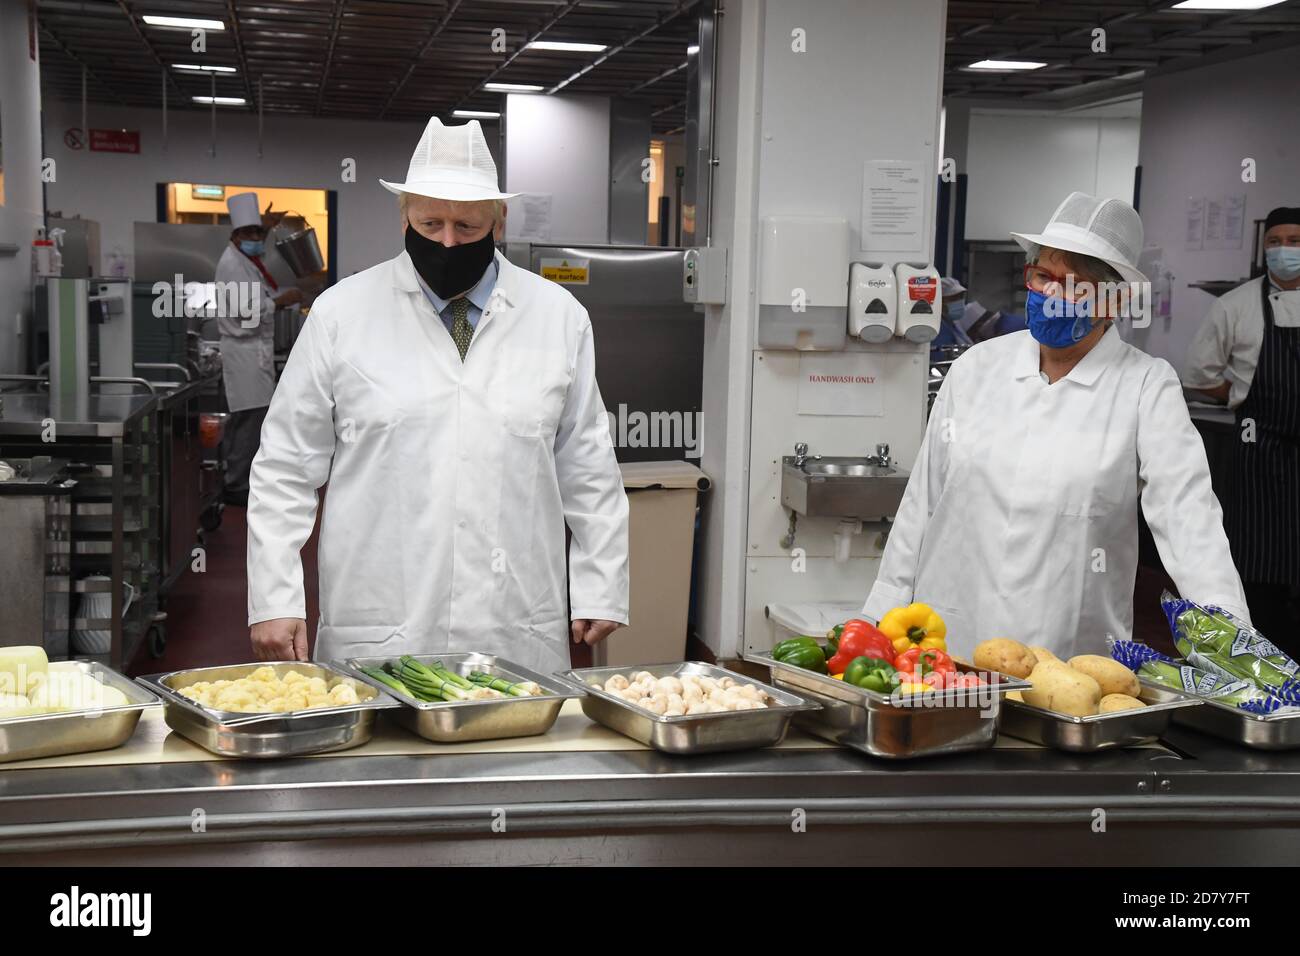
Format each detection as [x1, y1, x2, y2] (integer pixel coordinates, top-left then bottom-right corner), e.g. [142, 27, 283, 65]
[404, 219, 496, 299]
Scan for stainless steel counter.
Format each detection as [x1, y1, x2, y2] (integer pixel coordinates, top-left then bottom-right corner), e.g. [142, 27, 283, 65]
[2, 726, 1298, 865]
[0, 391, 157, 438]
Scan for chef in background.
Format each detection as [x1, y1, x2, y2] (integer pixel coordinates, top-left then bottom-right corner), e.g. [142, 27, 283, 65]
[245, 118, 629, 672]
[1184, 206, 1300, 653]
[215, 192, 302, 507]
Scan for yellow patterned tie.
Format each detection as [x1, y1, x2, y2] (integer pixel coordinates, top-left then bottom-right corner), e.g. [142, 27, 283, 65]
[449, 297, 473, 361]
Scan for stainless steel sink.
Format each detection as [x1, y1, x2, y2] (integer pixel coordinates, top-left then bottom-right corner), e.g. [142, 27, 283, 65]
[780, 455, 910, 520]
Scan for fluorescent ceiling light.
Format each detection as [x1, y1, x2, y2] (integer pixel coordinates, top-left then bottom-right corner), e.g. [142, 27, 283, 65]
[526, 40, 607, 52]
[484, 82, 545, 92]
[143, 15, 225, 30]
[687, 44, 700, 54]
[1170, 0, 1286, 9]
[192, 96, 245, 105]
[452, 110, 501, 119]
[172, 63, 237, 73]
[967, 59, 1047, 71]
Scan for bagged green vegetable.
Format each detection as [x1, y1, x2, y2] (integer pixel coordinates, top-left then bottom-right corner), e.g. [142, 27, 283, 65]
[1138, 659, 1283, 715]
[1161, 591, 1300, 705]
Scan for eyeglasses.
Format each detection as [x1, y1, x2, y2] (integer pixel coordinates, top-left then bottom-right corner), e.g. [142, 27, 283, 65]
[1024, 263, 1090, 301]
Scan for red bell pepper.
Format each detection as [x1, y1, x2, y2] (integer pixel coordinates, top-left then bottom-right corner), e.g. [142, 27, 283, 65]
[826, 620, 895, 674]
[894, 647, 956, 679]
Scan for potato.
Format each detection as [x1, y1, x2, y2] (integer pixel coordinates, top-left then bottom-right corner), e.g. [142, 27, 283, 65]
[1005, 690, 1024, 702]
[1022, 660, 1101, 717]
[0, 692, 42, 720]
[0, 646, 48, 697]
[1099, 693, 1146, 713]
[973, 638, 1038, 679]
[1068, 655, 1140, 698]
[1028, 645, 1060, 664]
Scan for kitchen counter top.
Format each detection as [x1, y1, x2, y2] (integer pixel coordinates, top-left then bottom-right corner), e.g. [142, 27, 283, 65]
[0, 391, 156, 438]
[2, 702, 1298, 865]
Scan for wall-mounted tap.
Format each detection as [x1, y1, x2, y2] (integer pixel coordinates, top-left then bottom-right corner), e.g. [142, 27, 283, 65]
[866, 443, 891, 468]
[793, 442, 809, 468]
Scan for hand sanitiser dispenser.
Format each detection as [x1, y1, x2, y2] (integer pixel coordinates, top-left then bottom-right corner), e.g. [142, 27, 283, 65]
[848, 263, 896, 343]
[894, 263, 940, 343]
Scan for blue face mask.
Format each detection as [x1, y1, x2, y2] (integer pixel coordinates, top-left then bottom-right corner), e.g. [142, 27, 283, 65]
[239, 239, 265, 257]
[1266, 246, 1300, 281]
[1025, 289, 1095, 349]
[945, 301, 965, 323]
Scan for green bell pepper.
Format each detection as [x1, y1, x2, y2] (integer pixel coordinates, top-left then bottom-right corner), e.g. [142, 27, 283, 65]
[772, 636, 821, 661]
[843, 656, 898, 694]
[776, 644, 829, 674]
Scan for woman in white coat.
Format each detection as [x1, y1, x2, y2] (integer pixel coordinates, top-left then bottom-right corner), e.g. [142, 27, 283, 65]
[245, 118, 629, 673]
[215, 192, 301, 506]
[863, 193, 1250, 661]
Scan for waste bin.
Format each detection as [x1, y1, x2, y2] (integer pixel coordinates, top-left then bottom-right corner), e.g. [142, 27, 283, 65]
[593, 461, 710, 667]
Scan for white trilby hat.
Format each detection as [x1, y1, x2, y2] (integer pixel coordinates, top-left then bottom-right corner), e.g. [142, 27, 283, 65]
[380, 117, 518, 202]
[227, 192, 262, 230]
[1011, 191, 1148, 286]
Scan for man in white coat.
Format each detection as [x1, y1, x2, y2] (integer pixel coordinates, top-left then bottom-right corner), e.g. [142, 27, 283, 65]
[245, 118, 629, 674]
[215, 192, 302, 506]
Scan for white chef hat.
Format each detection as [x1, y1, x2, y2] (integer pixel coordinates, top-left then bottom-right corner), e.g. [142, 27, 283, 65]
[227, 192, 263, 230]
[940, 276, 966, 297]
[380, 117, 518, 202]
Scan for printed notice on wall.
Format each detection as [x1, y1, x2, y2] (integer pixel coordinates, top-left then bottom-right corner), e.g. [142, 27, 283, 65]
[1185, 197, 1205, 251]
[1204, 196, 1226, 249]
[862, 159, 925, 255]
[509, 193, 553, 241]
[797, 352, 883, 417]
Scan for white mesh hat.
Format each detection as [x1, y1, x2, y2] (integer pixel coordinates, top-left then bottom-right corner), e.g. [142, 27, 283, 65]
[380, 117, 517, 202]
[1011, 192, 1148, 285]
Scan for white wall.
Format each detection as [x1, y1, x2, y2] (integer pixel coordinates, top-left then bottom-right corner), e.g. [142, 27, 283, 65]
[1134, 44, 1300, 368]
[0, 0, 45, 373]
[504, 93, 610, 243]
[964, 110, 1140, 240]
[41, 99, 499, 280]
[696, 0, 946, 657]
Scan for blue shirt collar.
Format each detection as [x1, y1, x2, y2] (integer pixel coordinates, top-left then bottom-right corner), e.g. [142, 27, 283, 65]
[416, 258, 498, 315]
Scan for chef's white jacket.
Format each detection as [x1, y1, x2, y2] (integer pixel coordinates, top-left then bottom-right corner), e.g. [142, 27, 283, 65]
[246, 249, 630, 674]
[1183, 275, 1300, 408]
[863, 326, 1249, 661]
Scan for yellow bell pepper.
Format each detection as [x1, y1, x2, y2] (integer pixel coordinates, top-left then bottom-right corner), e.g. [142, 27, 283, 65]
[879, 603, 947, 655]
[831, 673, 846, 680]
[897, 681, 934, 695]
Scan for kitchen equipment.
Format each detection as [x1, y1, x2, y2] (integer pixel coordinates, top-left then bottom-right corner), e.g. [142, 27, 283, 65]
[1171, 692, 1300, 750]
[557, 661, 819, 755]
[272, 217, 324, 278]
[894, 262, 940, 343]
[0, 456, 76, 655]
[273, 305, 305, 353]
[0, 662, 158, 764]
[72, 576, 136, 655]
[754, 650, 1029, 759]
[344, 652, 579, 744]
[136, 661, 397, 758]
[1000, 682, 1202, 752]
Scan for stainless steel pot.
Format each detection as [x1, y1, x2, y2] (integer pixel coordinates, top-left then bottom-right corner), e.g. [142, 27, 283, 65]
[273, 223, 324, 277]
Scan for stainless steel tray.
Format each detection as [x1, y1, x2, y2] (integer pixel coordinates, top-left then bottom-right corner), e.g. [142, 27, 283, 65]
[557, 661, 819, 755]
[752, 651, 1030, 759]
[0, 662, 159, 764]
[136, 661, 397, 758]
[343, 652, 579, 743]
[1169, 688, 1300, 750]
[1000, 682, 1201, 752]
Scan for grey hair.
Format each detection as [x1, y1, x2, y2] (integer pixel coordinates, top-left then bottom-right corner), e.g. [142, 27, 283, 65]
[399, 192, 504, 224]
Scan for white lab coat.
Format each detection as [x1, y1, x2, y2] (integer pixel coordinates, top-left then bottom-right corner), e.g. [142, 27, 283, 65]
[246, 249, 630, 675]
[863, 326, 1249, 661]
[214, 243, 277, 411]
[1183, 276, 1300, 408]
